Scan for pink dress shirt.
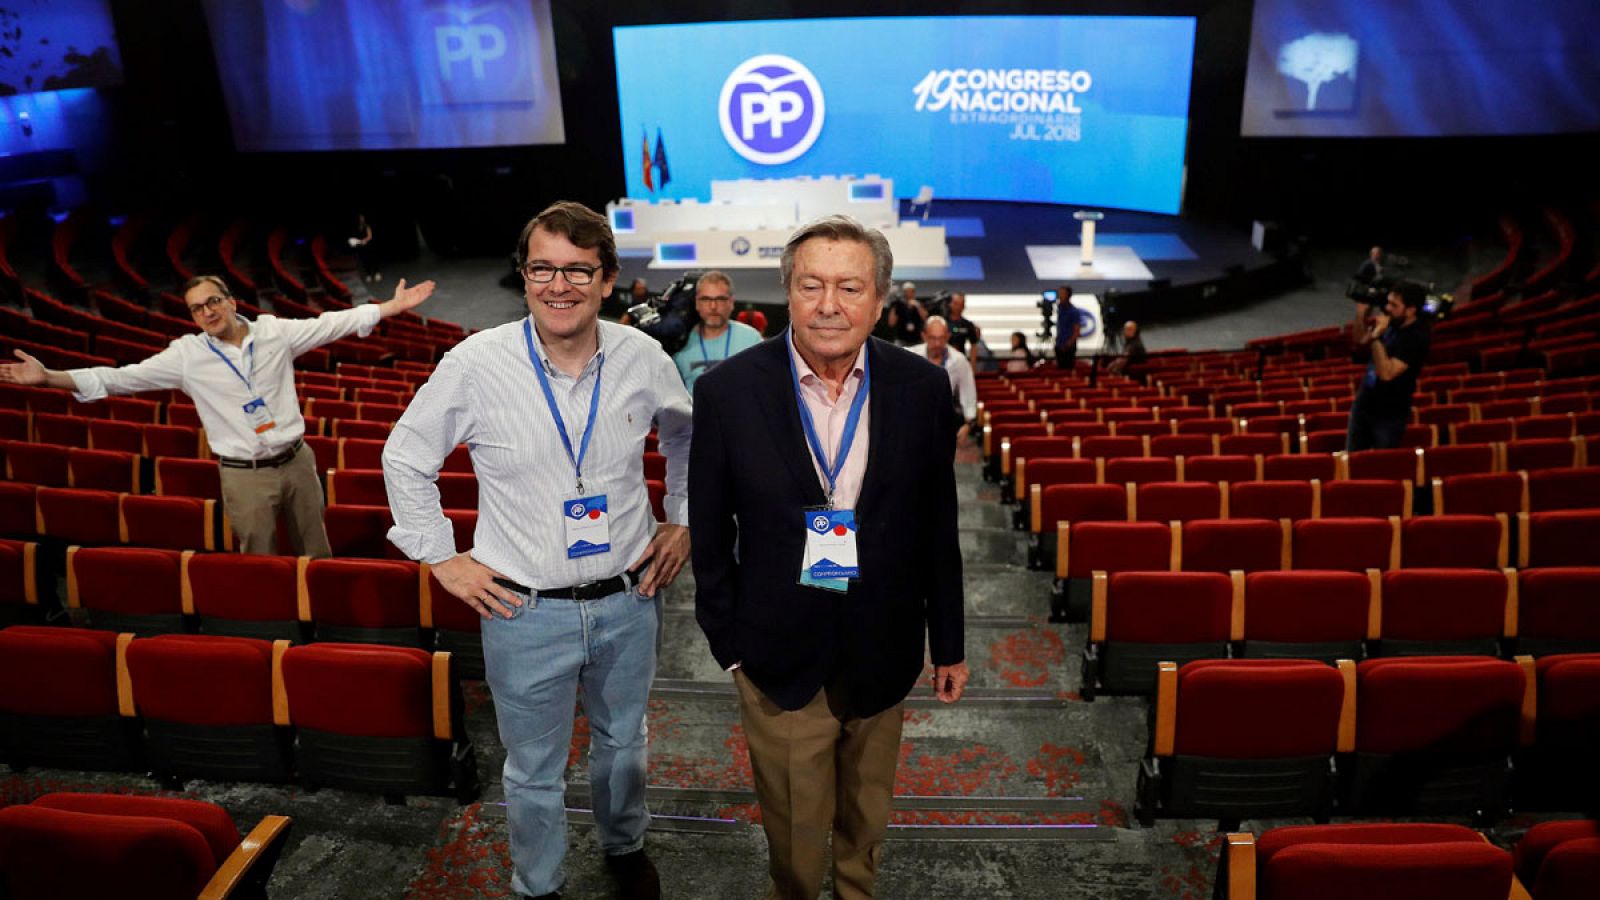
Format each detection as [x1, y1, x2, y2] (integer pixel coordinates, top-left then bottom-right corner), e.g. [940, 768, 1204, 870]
[787, 334, 870, 509]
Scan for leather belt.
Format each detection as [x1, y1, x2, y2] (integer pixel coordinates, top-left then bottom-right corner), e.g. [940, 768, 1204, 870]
[494, 567, 645, 601]
[217, 440, 303, 470]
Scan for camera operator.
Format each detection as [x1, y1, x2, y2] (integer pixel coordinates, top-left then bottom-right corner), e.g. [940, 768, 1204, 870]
[672, 270, 762, 392]
[946, 292, 978, 355]
[884, 280, 928, 346]
[1346, 280, 1431, 451]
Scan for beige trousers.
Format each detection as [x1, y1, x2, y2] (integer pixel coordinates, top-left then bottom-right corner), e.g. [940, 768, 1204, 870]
[734, 669, 904, 900]
[218, 443, 331, 558]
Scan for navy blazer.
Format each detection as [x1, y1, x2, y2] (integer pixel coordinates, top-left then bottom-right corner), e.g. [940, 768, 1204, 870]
[689, 334, 964, 717]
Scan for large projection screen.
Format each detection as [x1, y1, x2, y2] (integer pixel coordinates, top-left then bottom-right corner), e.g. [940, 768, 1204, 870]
[203, 0, 565, 151]
[1241, 0, 1600, 138]
[614, 16, 1196, 215]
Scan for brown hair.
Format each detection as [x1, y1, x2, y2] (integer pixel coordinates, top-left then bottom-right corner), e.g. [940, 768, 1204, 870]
[779, 215, 893, 299]
[181, 274, 232, 297]
[515, 201, 619, 276]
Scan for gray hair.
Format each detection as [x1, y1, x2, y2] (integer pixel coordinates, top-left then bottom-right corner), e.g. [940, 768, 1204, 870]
[924, 315, 949, 332]
[779, 215, 893, 299]
[697, 269, 734, 293]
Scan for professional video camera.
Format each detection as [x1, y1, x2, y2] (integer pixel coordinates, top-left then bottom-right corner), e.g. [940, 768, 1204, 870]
[630, 272, 700, 355]
[1036, 289, 1057, 341]
[922, 289, 953, 321]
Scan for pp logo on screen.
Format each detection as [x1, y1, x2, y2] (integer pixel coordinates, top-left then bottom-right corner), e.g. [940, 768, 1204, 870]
[718, 54, 825, 165]
[434, 4, 509, 81]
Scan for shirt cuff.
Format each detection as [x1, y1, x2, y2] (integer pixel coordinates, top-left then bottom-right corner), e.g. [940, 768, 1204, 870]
[385, 523, 457, 566]
[663, 494, 688, 526]
[67, 369, 108, 403]
[355, 303, 384, 337]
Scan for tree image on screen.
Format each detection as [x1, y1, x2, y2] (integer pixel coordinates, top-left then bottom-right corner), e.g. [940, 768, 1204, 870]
[1276, 32, 1357, 111]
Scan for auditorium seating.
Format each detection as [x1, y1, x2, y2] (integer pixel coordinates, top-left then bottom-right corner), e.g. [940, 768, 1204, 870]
[0, 538, 44, 626]
[279, 642, 477, 800]
[187, 552, 304, 642]
[1230, 480, 1317, 520]
[1053, 520, 1173, 622]
[1132, 481, 1222, 523]
[301, 557, 423, 647]
[1214, 823, 1514, 900]
[1239, 570, 1371, 662]
[1374, 568, 1512, 657]
[1514, 819, 1600, 900]
[0, 793, 292, 899]
[1519, 510, 1600, 567]
[1030, 483, 1127, 574]
[1514, 569, 1600, 657]
[119, 493, 222, 551]
[1135, 658, 1350, 826]
[1344, 655, 1530, 819]
[68, 545, 186, 635]
[0, 626, 140, 772]
[1081, 571, 1234, 699]
[35, 487, 122, 545]
[1400, 514, 1508, 569]
[421, 562, 485, 681]
[1293, 517, 1400, 572]
[124, 633, 292, 785]
[154, 457, 222, 500]
[1520, 654, 1600, 811]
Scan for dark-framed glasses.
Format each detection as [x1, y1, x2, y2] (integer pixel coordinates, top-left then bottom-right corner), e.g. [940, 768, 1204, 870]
[187, 295, 229, 316]
[521, 263, 602, 285]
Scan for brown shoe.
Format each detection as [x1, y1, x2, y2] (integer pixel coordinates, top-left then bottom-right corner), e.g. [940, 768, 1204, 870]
[604, 849, 660, 900]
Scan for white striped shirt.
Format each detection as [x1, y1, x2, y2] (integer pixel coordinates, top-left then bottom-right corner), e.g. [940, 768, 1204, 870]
[383, 318, 691, 589]
[67, 306, 383, 460]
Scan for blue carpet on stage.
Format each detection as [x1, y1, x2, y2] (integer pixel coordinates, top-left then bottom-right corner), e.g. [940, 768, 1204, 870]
[894, 255, 986, 282]
[1095, 233, 1197, 261]
[922, 216, 987, 239]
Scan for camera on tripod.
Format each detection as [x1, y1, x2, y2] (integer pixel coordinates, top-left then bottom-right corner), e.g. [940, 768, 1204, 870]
[1037, 289, 1057, 340]
[630, 272, 700, 355]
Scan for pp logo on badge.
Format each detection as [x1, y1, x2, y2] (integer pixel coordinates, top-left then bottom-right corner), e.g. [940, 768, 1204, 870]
[811, 514, 830, 533]
[718, 54, 825, 165]
[569, 502, 587, 519]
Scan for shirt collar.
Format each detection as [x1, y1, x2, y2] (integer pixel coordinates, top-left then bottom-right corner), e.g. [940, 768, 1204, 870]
[527, 316, 606, 378]
[786, 328, 866, 388]
[204, 317, 254, 352]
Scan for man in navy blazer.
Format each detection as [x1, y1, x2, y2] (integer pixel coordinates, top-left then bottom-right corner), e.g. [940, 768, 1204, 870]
[690, 215, 968, 900]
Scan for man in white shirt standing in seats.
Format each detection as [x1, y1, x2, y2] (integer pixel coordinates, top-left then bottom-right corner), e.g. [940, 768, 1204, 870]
[0, 273, 435, 557]
[909, 315, 978, 440]
[382, 200, 690, 900]
[671, 269, 763, 393]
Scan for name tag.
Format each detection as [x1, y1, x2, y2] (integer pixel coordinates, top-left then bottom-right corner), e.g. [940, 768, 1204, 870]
[563, 494, 612, 559]
[800, 509, 859, 592]
[242, 397, 276, 435]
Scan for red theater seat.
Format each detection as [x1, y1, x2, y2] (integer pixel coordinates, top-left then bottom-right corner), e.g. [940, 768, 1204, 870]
[0, 793, 291, 900]
[86, 419, 142, 454]
[1219, 433, 1288, 456]
[1262, 453, 1337, 483]
[1181, 518, 1288, 574]
[1241, 569, 1371, 662]
[1104, 456, 1177, 486]
[1345, 656, 1529, 817]
[4, 440, 69, 486]
[1053, 520, 1172, 623]
[1294, 517, 1399, 572]
[1082, 571, 1233, 699]
[187, 553, 303, 642]
[1376, 568, 1510, 658]
[119, 493, 218, 552]
[1181, 454, 1257, 484]
[324, 503, 395, 559]
[302, 558, 423, 647]
[0, 626, 138, 771]
[125, 633, 291, 784]
[0, 539, 44, 626]
[1516, 569, 1600, 657]
[1527, 466, 1600, 512]
[29, 413, 89, 449]
[1030, 482, 1127, 574]
[1216, 823, 1513, 900]
[1321, 479, 1411, 519]
[1134, 481, 1222, 523]
[1519, 510, 1600, 567]
[1421, 443, 1497, 481]
[1506, 437, 1585, 472]
[1150, 434, 1218, 458]
[1516, 819, 1600, 900]
[1402, 514, 1508, 569]
[35, 487, 121, 545]
[1230, 480, 1316, 522]
[155, 457, 221, 500]
[1431, 472, 1525, 517]
[141, 423, 203, 459]
[66, 447, 141, 493]
[1136, 659, 1349, 826]
[280, 642, 476, 800]
[421, 563, 484, 681]
[0, 483, 38, 538]
[68, 545, 185, 636]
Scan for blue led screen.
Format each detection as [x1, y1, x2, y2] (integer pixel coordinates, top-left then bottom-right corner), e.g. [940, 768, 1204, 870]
[203, 0, 565, 152]
[614, 16, 1196, 215]
[1241, 0, 1600, 137]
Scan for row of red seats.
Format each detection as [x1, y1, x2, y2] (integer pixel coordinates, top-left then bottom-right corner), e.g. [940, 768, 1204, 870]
[0, 626, 477, 801]
[1077, 567, 1596, 690]
[0, 792, 290, 899]
[1130, 654, 1600, 826]
[1215, 818, 1599, 899]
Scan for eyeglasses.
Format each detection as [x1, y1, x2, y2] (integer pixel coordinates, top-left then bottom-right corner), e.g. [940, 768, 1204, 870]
[695, 294, 733, 305]
[521, 263, 603, 285]
[187, 295, 229, 316]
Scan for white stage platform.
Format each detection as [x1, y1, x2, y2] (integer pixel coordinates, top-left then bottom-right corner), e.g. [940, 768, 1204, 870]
[643, 222, 948, 270]
[1025, 245, 1155, 281]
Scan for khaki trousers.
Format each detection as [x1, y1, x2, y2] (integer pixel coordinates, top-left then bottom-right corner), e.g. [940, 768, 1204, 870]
[734, 669, 904, 900]
[218, 443, 332, 558]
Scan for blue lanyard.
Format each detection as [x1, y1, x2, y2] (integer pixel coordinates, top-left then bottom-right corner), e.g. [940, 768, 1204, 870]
[787, 329, 870, 506]
[205, 337, 256, 393]
[698, 326, 733, 365]
[524, 319, 604, 493]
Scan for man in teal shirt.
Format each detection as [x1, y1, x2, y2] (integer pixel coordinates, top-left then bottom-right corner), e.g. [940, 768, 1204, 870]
[673, 270, 764, 392]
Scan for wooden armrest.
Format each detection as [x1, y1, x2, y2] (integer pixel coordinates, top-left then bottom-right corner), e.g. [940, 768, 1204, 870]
[1225, 832, 1256, 900]
[199, 815, 293, 900]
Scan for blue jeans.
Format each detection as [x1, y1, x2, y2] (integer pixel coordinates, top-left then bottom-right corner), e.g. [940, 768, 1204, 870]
[1345, 392, 1409, 452]
[481, 586, 659, 897]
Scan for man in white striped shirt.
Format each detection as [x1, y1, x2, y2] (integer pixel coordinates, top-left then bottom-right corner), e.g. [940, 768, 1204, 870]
[0, 273, 436, 557]
[383, 201, 688, 900]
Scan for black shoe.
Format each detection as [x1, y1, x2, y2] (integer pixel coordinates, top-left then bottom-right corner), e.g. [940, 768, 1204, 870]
[605, 849, 661, 900]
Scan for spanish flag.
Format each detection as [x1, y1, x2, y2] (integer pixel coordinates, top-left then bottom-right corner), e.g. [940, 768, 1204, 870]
[641, 128, 655, 192]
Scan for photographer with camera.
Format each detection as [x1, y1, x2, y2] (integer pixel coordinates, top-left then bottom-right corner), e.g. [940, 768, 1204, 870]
[884, 280, 928, 346]
[1346, 280, 1431, 451]
[672, 270, 763, 392]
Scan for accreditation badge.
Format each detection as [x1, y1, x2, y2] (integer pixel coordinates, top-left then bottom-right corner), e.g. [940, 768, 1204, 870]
[562, 495, 611, 559]
[241, 396, 276, 435]
[799, 508, 859, 592]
